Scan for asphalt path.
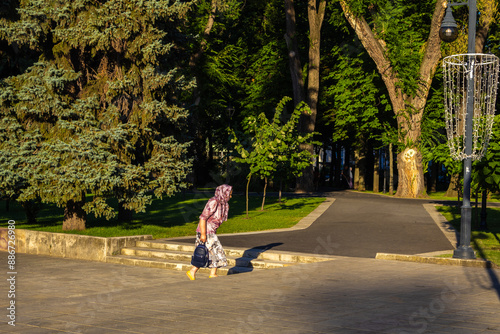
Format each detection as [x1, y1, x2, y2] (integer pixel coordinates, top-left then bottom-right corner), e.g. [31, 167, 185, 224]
[173, 191, 456, 258]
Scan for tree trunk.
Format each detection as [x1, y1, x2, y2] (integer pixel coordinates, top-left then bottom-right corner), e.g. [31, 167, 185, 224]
[63, 200, 86, 231]
[344, 146, 359, 189]
[429, 161, 439, 193]
[305, 0, 325, 122]
[476, 0, 496, 52]
[261, 177, 268, 211]
[245, 173, 252, 219]
[354, 148, 366, 191]
[395, 147, 427, 198]
[294, 0, 326, 193]
[279, 178, 283, 203]
[21, 201, 40, 225]
[284, 0, 305, 107]
[446, 174, 461, 198]
[189, 0, 217, 106]
[329, 148, 335, 187]
[334, 144, 341, 188]
[188, 0, 217, 188]
[118, 203, 133, 222]
[189, 0, 216, 68]
[373, 149, 380, 193]
[389, 143, 394, 195]
[320, 146, 328, 189]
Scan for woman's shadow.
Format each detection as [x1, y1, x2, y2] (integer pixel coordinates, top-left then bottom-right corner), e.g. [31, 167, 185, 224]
[228, 243, 283, 274]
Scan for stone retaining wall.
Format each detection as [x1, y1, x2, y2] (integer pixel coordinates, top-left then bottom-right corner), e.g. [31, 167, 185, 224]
[0, 228, 153, 262]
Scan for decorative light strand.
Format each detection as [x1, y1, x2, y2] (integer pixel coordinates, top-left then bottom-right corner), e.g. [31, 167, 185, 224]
[443, 53, 499, 161]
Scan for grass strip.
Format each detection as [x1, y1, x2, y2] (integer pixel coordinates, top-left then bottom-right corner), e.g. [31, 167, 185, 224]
[436, 206, 500, 266]
[0, 194, 326, 239]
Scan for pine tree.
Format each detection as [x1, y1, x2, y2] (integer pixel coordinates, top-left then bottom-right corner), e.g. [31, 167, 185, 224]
[0, 0, 194, 230]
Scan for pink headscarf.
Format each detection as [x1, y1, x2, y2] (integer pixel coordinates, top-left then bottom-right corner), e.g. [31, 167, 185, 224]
[213, 184, 232, 222]
[198, 184, 233, 234]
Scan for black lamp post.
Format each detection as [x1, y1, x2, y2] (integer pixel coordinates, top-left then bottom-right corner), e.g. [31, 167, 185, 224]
[440, 0, 477, 259]
[226, 104, 235, 183]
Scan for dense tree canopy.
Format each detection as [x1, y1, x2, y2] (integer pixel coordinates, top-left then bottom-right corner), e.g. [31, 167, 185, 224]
[1, 0, 500, 229]
[185, 0, 291, 186]
[0, 0, 194, 229]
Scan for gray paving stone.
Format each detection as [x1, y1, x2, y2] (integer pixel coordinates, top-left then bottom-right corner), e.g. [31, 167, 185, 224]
[1, 252, 499, 333]
[1, 192, 499, 333]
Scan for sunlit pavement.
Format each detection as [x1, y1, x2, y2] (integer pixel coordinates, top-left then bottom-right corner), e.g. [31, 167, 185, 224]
[1, 191, 499, 333]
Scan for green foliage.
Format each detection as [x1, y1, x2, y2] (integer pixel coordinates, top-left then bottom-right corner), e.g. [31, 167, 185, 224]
[474, 115, 500, 193]
[322, 45, 389, 144]
[231, 97, 317, 182]
[373, 1, 436, 95]
[244, 41, 288, 115]
[340, 0, 437, 96]
[230, 97, 318, 213]
[430, 142, 463, 177]
[0, 0, 194, 222]
[420, 70, 448, 174]
[337, 0, 370, 17]
[425, 78, 462, 181]
[184, 0, 290, 184]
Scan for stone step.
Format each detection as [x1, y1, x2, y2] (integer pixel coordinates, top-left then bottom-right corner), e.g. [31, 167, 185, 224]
[105, 255, 256, 275]
[136, 240, 333, 264]
[120, 246, 295, 269]
[106, 240, 334, 275]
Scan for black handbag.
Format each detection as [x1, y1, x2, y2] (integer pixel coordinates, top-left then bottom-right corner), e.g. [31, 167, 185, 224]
[191, 242, 209, 268]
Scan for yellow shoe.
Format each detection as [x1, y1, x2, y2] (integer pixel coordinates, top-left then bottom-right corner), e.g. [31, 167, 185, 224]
[209, 275, 219, 278]
[186, 271, 195, 280]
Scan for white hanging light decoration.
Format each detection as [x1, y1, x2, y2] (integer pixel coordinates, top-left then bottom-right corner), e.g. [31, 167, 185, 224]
[443, 53, 500, 161]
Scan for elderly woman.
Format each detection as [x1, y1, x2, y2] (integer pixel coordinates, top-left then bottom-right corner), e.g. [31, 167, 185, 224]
[186, 184, 232, 280]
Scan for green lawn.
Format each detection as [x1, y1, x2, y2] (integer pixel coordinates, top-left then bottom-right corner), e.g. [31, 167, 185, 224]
[428, 191, 500, 202]
[0, 194, 325, 239]
[361, 189, 500, 202]
[436, 206, 500, 266]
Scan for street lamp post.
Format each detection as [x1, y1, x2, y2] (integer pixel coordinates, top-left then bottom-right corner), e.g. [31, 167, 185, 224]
[440, 0, 477, 259]
[226, 104, 235, 183]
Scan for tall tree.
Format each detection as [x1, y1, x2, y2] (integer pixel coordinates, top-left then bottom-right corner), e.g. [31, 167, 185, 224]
[0, 0, 194, 229]
[322, 44, 391, 190]
[285, 0, 326, 192]
[186, 0, 238, 186]
[284, 0, 305, 107]
[186, 0, 290, 186]
[338, 0, 446, 198]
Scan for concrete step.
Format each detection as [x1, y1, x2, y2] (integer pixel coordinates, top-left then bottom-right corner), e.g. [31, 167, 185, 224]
[120, 246, 295, 269]
[106, 240, 334, 275]
[105, 255, 255, 275]
[137, 240, 333, 264]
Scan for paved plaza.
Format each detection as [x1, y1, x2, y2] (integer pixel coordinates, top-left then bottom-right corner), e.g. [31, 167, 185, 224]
[1, 191, 499, 333]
